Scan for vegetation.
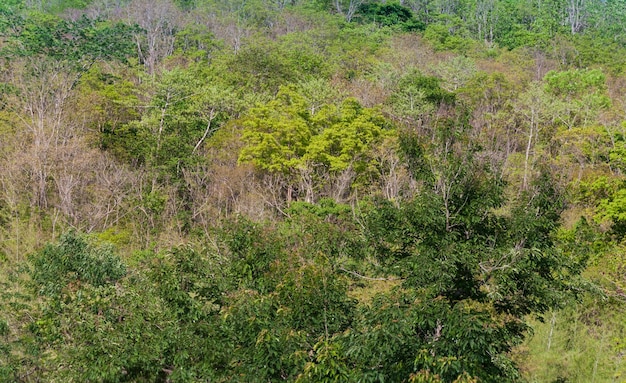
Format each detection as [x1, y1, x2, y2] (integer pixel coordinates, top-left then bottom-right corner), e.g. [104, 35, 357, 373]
[1, 0, 626, 381]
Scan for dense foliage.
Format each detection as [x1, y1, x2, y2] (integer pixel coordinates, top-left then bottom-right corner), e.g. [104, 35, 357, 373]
[1, 0, 626, 382]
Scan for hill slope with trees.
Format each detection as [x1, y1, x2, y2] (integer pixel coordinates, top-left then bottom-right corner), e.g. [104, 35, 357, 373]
[1, 0, 626, 381]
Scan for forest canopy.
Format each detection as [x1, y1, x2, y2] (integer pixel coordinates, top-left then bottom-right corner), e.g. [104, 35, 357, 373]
[1, 0, 626, 382]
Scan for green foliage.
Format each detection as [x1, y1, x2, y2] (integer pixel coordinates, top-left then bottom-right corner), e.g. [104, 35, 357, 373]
[555, 126, 613, 170]
[423, 16, 475, 53]
[0, 0, 22, 11]
[544, 69, 609, 100]
[226, 42, 299, 93]
[173, 23, 220, 60]
[597, 188, 626, 236]
[223, 218, 284, 292]
[355, 2, 424, 31]
[114, 67, 237, 180]
[609, 130, 626, 174]
[339, 285, 521, 382]
[239, 87, 314, 174]
[39, 282, 175, 382]
[282, 199, 366, 274]
[216, 217, 358, 382]
[146, 246, 224, 319]
[274, 257, 355, 340]
[29, 231, 126, 297]
[219, 289, 309, 381]
[240, 86, 394, 200]
[520, 296, 626, 383]
[27, 242, 230, 382]
[76, 63, 142, 150]
[0, 1, 624, 381]
[352, 116, 584, 380]
[324, 22, 391, 80]
[389, 70, 455, 124]
[399, 72, 456, 105]
[297, 341, 357, 382]
[575, 174, 624, 208]
[306, 98, 391, 173]
[1, 12, 139, 64]
[218, 33, 330, 94]
[36, 0, 95, 13]
[286, 198, 352, 219]
[569, 33, 626, 74]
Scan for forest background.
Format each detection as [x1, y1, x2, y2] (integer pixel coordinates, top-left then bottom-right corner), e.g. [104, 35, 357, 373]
[1, 0, 626, 381]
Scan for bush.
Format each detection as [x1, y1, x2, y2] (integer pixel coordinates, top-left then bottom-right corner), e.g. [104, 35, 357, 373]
[29, 231, 126, 297]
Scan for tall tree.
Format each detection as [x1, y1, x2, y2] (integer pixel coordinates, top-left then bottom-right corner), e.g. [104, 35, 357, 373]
[124, 0, 181, 74]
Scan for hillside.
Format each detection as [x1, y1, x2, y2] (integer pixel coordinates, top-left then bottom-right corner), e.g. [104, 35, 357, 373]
[0, 0, 625, 381]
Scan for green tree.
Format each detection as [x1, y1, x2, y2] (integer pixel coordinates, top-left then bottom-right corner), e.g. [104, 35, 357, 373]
[388, 71, 455, 126]
[354, 2, 424, 31]
[239, 87, 394, 202]
[345, 112, 585, 381]
[239, 87, 313, 175]
[1, 12, 138, 66]
[544, 68, 611, 129]
[423, 16, 475, 53]
[305, 98, 393, 198]
[115, 67, 237, 178]
[29, 231, 126, 298]
[217, 216, 357, 382]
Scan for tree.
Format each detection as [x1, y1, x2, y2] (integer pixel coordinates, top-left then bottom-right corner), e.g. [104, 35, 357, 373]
[114, 67, 237, 176]
[349, 125, 583, 381]
[513, 81, 551, 190]
[308, 100, 390, 165]
[239, 87, 394, 203]
[566, 0, 588, 34]
[388, 71, 455, 126]
[330, 0, 364, 22]
[354, 2, 424, 31]
[0, 11, 138, 66]
[1, 57, 77, 209]
[543, 68, 611, 129]
[0, 10, 140, 231]
[30, 230, 126, 297]
[123, 0, 181, 74]
[26, 235, 226, 382]
[473, 0, 497, 44]
[239, 87, 314, 173]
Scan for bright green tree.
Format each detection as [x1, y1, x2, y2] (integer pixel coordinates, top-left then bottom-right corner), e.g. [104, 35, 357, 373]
[239, 87, 394, 202]
[239, 87, 314, 175]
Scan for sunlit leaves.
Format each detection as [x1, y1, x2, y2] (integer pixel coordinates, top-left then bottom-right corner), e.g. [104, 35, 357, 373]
[306, 98, 391, 172]
[239, 87, 314, 174]
[239, 86, 394, 200]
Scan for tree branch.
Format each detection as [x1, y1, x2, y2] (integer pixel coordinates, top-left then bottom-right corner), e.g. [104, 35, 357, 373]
[338, 267, 401, 281]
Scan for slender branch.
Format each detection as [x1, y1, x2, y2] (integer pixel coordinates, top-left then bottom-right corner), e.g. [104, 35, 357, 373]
[192, 109, 216, 154]
[338, 267, 401, 281]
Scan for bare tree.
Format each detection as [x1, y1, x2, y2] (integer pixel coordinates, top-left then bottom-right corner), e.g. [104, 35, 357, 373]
[373, 136, 411, 201]
[334, 0, 364, 22]
[124, 0, 181, 74]
[474, 0, 497, 44]
[51, 138, 133, 232]
[514, 82, 550, 191]
[0, 57, 136, 234]
[567, 0, 587, 34]
[3, 58, 79, 209]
